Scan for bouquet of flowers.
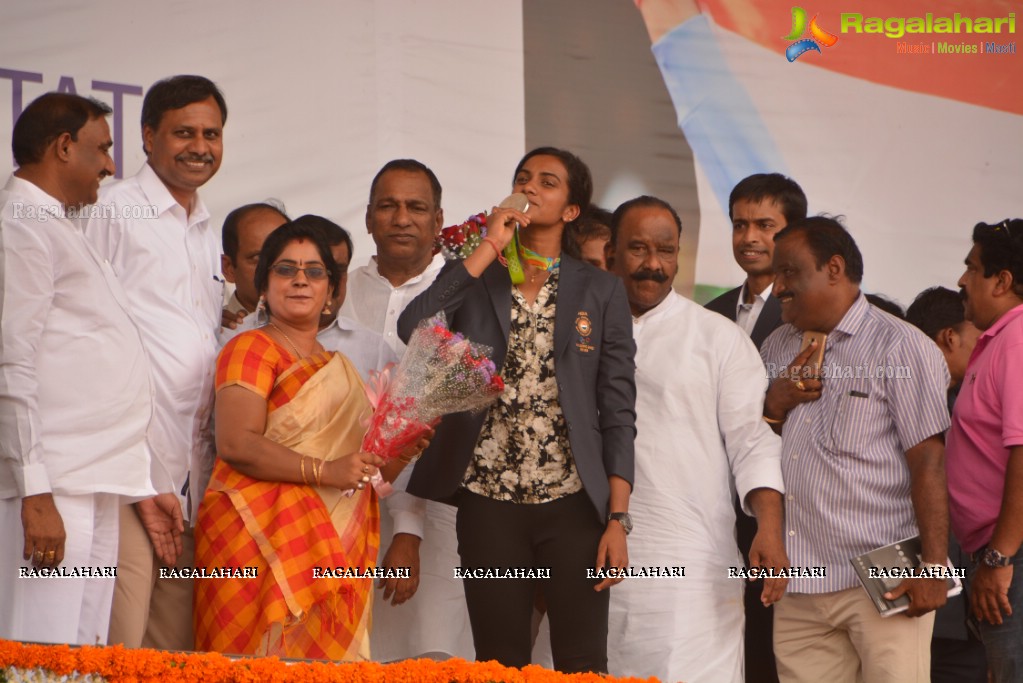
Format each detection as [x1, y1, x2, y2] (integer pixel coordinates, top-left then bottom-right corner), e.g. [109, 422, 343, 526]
[361, 311, 504, 463]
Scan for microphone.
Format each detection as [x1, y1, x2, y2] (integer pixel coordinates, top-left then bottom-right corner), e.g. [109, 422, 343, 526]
[498, 192, 529, 213]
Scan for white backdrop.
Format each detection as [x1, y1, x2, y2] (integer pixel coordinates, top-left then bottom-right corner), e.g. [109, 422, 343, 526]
[1, 0, 525, 269]
[4, 0, 1021, 304]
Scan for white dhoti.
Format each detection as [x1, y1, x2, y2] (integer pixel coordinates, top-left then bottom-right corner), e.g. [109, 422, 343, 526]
[609, 526, 745, 682]
[0, 492, 120, 645]
[370, 498, 475, 661]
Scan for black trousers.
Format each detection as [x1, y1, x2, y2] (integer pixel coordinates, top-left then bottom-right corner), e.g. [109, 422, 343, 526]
[455, 489, 608, 673]
[736, 496, 779, 683]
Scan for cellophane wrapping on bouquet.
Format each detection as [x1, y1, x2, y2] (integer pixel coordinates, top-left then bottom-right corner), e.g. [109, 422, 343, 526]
[361, 311, 504, 462]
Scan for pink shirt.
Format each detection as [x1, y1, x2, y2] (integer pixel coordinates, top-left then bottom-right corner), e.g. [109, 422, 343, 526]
[947, 303, 1023, 552]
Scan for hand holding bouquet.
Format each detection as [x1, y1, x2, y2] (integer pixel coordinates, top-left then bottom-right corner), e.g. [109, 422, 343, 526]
[361, 312, 504, 464]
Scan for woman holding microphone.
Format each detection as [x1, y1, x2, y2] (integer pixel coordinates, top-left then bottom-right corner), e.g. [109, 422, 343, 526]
[398, 147, 636, 673]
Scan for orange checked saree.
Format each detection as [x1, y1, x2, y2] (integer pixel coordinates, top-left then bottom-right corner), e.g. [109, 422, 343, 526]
[194, 330, 378, 660]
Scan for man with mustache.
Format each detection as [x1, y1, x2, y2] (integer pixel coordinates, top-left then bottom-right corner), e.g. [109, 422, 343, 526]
[705, 173, 807, 683]
[0, 93, 153, 646]
[605, 195, 787, 683]
[342, 160, 474, 662]
[945, 219, 1023, 683]
[84, 75, 227, 650]
[760, 217, 951, 682]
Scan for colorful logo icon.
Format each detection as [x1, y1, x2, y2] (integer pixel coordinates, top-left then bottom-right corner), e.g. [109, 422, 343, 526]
[783, 6, 839, 61]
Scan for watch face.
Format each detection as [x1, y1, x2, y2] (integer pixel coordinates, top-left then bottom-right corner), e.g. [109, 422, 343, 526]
[984, 548, 1010, 568]
[610, 513, 633, 534]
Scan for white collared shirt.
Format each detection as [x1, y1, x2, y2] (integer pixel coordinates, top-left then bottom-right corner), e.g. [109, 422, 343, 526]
[735, 280, 773, 337]
[341, 253, 445, 355]
[0, 176, 154, 500]
[317, 315, 399, 381]
[632, 290, 783, 521]
[84, 163, 222, 521]
[342, 253, 445, 538]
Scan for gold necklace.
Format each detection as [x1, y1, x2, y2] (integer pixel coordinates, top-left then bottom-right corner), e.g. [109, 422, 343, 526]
[528, 264, 552, 284]
[268, 321, 303, 359]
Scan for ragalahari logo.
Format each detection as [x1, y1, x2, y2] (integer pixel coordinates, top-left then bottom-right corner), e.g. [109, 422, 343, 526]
[783, 6, 839, 61]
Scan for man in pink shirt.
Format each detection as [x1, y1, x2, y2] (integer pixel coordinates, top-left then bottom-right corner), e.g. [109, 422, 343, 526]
[946, 218, 1023, 683]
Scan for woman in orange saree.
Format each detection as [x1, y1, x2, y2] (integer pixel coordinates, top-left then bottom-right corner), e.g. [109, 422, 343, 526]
[193, 218, 421, 660]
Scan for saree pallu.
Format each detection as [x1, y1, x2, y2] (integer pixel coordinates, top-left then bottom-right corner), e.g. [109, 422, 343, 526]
[194, 349, 378, 660]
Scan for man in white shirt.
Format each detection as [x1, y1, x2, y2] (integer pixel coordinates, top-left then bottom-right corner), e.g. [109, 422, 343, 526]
[342, 160, 472, 662]
[606, 196, 787, 683]
[0, 93, 154, 646]
[343, 159, 446, 356]
[84, 75, 227, 650]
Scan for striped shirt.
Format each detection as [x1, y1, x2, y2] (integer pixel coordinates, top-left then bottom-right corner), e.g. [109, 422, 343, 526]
[761, 294, 950, 593]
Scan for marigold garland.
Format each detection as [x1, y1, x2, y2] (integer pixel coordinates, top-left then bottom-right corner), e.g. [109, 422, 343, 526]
[0, 640, 659, 683]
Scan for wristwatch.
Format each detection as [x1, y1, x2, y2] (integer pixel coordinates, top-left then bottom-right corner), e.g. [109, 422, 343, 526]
[608, 512, 633, 535]
[982, 547, 1011, 568]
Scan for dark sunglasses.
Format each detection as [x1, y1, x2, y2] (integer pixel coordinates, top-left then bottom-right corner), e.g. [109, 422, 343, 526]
[993, 219, 1020, 240]
[270, 262, 330, 280]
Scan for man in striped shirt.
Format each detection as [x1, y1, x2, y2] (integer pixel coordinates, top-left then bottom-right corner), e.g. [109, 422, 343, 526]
[760, 217, 951, 683]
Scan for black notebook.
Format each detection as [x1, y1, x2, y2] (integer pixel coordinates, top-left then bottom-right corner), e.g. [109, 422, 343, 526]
[851, 535, 963, 617]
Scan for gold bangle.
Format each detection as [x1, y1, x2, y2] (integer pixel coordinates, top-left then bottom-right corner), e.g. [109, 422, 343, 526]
[313, 459, 323, 487]
[762, 415, 786, 425]
[300, 456, 309, 485]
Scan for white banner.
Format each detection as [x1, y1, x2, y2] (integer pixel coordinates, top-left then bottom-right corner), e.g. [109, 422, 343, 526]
[1, 0, 525, 269]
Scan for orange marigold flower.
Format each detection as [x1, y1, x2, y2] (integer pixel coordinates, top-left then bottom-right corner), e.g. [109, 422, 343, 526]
[0, 640, 660, 683]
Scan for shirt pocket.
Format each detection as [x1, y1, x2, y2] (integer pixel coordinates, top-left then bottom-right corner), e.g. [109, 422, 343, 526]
[824, 388, 887, 459]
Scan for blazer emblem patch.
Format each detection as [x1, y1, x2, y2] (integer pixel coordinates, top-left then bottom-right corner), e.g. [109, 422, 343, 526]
[575, 311, 595, 353]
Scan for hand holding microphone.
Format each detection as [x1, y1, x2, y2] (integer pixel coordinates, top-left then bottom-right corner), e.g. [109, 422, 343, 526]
[485, 193, 530, 249]
[464, 193, 529, 279]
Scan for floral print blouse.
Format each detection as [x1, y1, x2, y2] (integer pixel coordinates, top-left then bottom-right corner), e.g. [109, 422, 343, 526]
[464, 269, 583, 503]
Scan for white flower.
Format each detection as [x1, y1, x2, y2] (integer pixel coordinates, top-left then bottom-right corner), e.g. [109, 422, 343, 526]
[500, 469, 519, 489]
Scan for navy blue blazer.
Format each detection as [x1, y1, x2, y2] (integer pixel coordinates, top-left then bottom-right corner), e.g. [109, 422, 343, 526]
[396, 254, 636, 523]
[705, 285, 783, 351]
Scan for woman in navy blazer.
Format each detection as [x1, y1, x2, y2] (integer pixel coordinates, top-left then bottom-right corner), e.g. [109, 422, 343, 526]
[397, 148, 636, 673]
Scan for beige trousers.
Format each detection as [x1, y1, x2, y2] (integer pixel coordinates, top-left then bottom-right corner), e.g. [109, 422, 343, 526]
[774, 587, 934, 683]
[107, 503, 194, 649]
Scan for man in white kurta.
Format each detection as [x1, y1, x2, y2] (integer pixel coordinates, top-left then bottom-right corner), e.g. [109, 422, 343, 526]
[606, 196, 786, 683]
[0, 93, 153, 645]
